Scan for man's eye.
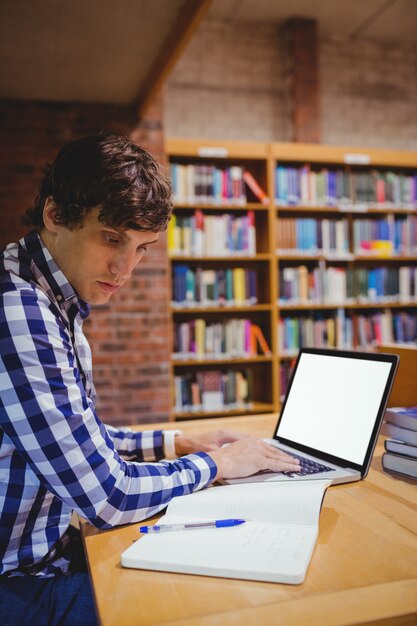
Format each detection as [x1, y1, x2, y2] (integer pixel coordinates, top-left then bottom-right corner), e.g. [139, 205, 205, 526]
[138, 246, 148, 254]
[105, 234, 120, 245]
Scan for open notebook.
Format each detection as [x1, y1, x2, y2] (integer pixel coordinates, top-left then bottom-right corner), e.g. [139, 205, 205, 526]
[121, 480, 330, 585]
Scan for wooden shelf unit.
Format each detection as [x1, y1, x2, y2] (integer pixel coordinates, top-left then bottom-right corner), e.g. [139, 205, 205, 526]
[165, 138, 417, 420]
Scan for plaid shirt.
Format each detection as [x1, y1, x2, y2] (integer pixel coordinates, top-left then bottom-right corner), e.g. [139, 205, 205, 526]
[0, 231, 217, 576]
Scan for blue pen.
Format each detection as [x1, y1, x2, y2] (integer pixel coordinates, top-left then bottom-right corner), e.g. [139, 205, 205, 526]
[139, 518, 246, 533]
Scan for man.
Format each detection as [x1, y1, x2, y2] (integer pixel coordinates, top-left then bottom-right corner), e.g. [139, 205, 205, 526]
[0, 132, 299, 626]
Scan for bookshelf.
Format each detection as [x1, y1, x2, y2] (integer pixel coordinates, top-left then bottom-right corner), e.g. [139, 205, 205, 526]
[165, 138, 417, 420]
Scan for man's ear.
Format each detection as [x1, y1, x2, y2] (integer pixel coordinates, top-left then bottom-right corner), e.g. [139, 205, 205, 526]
[43, 197, 60, 232]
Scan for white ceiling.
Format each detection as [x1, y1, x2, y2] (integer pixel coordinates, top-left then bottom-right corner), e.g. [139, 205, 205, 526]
[0, 0, 415, 104]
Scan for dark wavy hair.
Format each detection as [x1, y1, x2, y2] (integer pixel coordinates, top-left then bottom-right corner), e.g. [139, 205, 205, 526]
[24, 131, 173, 232]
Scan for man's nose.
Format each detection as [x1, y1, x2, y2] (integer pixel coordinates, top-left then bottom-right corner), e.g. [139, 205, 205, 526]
[109, 250, 143, 279]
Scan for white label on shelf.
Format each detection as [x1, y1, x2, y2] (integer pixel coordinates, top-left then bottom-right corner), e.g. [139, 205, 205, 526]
[198, 147, 229, 158]
[339, 204, 368, 212]
[343, 153, 371, 165]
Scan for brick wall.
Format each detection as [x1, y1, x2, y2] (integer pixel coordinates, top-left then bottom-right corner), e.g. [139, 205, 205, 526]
[165, 20, 291, 142]
[165, 19, 417, 150]
[0, 97, 172, 425]
[320, 36, 417, 149]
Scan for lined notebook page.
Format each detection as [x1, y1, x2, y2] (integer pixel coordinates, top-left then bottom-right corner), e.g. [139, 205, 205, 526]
[163, 480, 329, 525]
[121, 480, 330, 584]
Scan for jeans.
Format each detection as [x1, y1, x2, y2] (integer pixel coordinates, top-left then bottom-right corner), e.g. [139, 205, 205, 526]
[0, 572, 98, 626]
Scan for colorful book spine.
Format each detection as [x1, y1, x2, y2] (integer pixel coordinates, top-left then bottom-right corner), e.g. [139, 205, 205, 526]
[243, 171, 269, 205]
[251, 324, 272, 355]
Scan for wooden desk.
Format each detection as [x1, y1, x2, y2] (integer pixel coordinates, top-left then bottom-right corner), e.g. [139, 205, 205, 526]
[81, 414, 417, 626]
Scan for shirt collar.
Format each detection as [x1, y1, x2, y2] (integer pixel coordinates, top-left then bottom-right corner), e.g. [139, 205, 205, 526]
[20, 230, 91, 319]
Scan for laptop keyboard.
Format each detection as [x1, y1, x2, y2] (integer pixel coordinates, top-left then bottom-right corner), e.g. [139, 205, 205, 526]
[281, 451, 335, 477]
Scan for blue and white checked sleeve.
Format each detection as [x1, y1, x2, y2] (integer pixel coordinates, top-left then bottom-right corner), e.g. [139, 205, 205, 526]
[105, 424, 165, 461]
[0, 287, 217, 530]
[105, 426, 183, 462]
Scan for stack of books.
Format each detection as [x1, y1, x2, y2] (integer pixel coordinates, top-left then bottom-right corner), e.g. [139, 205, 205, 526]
[382, 407, 417, 479]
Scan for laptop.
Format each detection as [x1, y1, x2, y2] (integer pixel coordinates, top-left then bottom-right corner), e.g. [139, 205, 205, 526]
[225, 348, 398, 486]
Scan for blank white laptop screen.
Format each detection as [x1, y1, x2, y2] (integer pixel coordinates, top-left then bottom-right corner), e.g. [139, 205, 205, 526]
[276, 352, 393, 465]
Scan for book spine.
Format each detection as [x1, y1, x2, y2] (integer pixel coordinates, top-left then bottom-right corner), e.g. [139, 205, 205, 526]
[247, 210, 257, 256]
[252, 324, 272, 355]
[243, 170, 269, 205]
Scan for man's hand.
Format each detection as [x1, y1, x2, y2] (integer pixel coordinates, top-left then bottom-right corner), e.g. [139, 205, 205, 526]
[208, 437, 301, 480]
[174, 430, 301, 480]
[174, 429, 247, 456]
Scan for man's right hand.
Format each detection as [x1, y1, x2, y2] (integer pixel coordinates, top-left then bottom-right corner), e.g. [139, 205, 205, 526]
[208, 437, 300, 480]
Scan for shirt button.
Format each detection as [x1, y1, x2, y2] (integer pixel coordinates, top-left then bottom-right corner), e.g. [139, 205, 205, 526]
[56, 295, 63, 302]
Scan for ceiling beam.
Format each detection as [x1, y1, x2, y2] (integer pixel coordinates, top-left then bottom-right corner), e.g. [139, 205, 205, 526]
[137, 0, 213, 120]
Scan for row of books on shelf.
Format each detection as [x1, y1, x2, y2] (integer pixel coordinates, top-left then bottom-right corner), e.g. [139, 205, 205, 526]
[173, 319, 271, 361]
[174, 369, 254, 414]
[172, 265, 258, 307]
[168, 210, 256, 257]
[382, 407, 417, 480]
[170, 162, 417, 209]
[173, 310, 417, 361]
[170, 163, 268, 206]
[278, 309, 417, 353]
[279, 264, 417, 306]
[353, 216, 417, 255]
[168, 212, 417, 259]
[277, 215, 417, 257]
[277, 217, 349, 256]
[172, 263, 417, 309]
[275, 166, 417, 208]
